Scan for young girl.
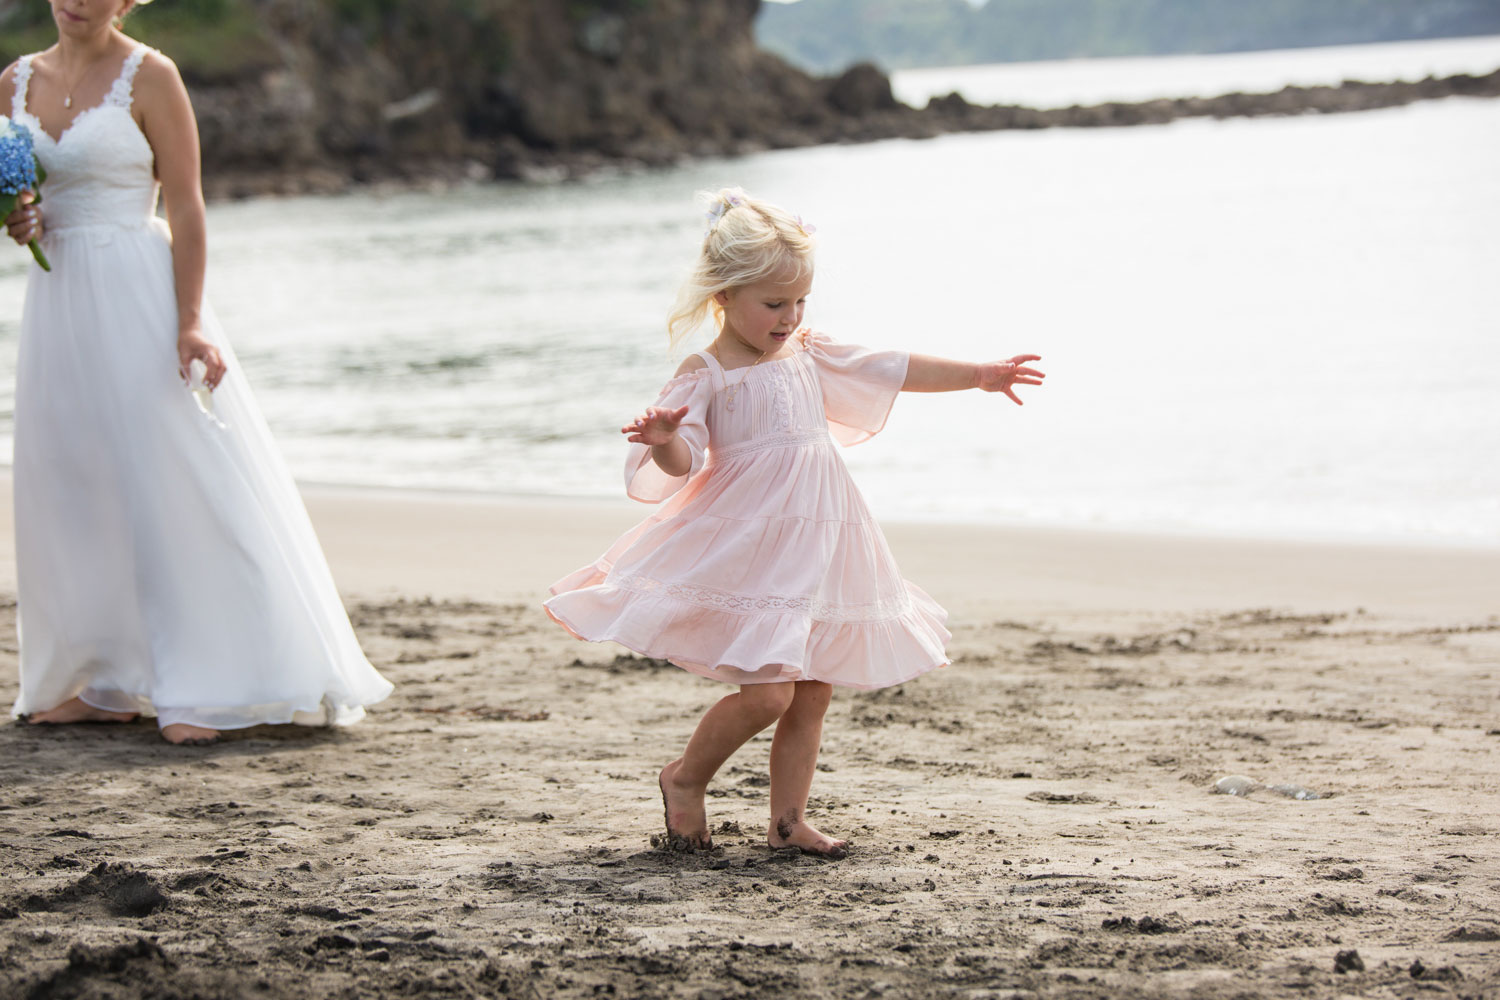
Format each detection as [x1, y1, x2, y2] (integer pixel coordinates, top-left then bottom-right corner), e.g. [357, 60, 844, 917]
[545, 188, 1044, 857]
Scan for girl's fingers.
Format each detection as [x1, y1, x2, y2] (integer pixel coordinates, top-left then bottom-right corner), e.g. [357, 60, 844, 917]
[622, 404, 688, 438]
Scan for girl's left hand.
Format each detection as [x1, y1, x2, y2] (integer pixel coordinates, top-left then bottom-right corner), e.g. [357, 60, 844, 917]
[177, 329, 227, 389]
[976, 354, 1045, 405]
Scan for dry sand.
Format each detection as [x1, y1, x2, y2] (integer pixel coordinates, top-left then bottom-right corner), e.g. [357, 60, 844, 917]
[1, 479, 1498, 999]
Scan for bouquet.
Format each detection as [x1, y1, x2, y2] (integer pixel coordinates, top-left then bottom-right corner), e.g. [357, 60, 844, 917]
[0, 115, 51, 272]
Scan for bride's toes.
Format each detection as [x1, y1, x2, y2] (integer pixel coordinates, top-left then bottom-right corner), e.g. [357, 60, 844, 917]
[161, 723, 220, 746]
[24, 697, 138, 726]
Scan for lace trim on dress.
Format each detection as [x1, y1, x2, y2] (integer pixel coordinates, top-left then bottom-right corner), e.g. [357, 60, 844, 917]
[12, 56, 33, 119]
[708, 428, 830, 464]
[612, 572, 913, 624]
[769, 360, 794, 431]
[106, 45, 149, 108]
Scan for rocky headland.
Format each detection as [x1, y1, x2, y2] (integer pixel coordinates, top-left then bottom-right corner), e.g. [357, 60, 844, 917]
[93, 0, 1500, 197]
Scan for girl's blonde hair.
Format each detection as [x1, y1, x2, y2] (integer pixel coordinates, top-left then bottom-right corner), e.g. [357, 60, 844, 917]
[667, 187, 815, 352]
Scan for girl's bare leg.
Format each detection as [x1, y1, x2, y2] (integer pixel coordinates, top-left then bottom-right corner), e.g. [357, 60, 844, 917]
[767, 680, 846, 858]
[22, 696, 137, 725]
[660, 682, 796, 849]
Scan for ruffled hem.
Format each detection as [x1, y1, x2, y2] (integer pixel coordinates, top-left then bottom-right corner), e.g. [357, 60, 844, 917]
[544, 579, 950, 691]
[12, 680, 393, 730]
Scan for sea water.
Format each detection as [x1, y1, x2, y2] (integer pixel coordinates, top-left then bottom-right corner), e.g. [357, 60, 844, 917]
[0, 39, 1496, 547]
[891, 34, 1500, 109]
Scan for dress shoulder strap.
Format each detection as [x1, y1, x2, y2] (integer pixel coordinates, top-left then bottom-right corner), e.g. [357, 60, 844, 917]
[12, 55, 34, 119]
[693, 350, 725, 392]
[104, 44, 150, 109]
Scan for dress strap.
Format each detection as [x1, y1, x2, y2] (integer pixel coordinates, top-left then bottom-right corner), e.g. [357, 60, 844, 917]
[104, 44, 150, 109]
[693, 350, 726, 392]
[12, 55, 34, 119]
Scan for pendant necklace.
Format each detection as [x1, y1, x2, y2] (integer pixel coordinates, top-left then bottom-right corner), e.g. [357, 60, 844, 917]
[60, 55, 99, 109]
[712, 343, 767, 412]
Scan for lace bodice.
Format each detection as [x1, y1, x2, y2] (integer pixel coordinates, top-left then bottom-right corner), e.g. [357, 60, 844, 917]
[11, 45, 158, 232]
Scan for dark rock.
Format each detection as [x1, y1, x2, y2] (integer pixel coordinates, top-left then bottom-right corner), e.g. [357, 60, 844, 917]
[1333, 949, 1364, 974]
[143, 0, 1500, 198]
[826, 62, 900, 115]
[926, 92, 972, 113]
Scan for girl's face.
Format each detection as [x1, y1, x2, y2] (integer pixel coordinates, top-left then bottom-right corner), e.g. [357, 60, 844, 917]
[716, 266, 813, 357]
[51, 0, 134, 39]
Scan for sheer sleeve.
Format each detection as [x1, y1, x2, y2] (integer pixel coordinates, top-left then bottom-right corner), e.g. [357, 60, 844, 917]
[802, 330, 910, 446]
[624, 371, 713, 503]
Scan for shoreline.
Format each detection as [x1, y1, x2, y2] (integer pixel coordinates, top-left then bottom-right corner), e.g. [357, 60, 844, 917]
[267, 476, 1500, 555]
[198, 68, 1500, 199]
[0, 470, 1494, 621]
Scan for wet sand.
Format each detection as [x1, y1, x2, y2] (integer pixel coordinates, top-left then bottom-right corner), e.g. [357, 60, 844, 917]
[1, 481, 1497, 999]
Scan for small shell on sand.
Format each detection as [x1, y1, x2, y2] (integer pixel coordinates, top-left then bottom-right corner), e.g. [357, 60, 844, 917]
[1213, 775, 1260, 796]
[1212, 775, 1323, 799]
[1268, 783, 1322, 800]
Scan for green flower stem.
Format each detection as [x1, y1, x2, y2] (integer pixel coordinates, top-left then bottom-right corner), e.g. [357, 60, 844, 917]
[27, 237, 49, 271]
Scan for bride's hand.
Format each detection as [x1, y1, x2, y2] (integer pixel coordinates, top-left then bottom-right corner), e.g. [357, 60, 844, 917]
[5, 192, 40, 247]
[177, 329, 227, 389]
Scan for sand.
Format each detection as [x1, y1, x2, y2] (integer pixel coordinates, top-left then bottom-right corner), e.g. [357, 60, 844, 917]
[1, 477, 1498, 999]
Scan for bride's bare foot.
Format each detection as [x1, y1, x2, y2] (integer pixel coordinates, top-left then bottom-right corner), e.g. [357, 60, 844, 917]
[22, 697, 138, 726]
[657, 759, 711, 851]
[769, 813, 848, 859]
[160, 723, 220, 746]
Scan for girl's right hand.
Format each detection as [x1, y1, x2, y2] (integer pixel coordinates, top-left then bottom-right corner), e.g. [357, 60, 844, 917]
[622, 405, 690, 446]
[5, 192, 40, 247]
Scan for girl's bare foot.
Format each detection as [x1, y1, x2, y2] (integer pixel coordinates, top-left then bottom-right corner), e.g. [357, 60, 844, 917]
[161, 723, 220, 746]
[769, 813, 848, 859]
[658, 759, 711, 850]
[22, 697, 138, 725]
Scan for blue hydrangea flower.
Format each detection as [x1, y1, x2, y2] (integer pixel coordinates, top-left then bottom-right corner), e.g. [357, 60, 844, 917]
[0, 116, 41, 195]
[0, 114, 52, 271]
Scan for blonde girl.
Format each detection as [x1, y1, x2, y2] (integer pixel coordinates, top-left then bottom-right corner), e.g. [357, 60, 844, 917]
[546, 188, 1044, 856]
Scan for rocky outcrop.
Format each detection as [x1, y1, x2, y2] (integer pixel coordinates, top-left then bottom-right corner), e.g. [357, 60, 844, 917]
[192, 0, 837, 197]
[910, 70, 1500, 132]
[182, 1, 1500, 199]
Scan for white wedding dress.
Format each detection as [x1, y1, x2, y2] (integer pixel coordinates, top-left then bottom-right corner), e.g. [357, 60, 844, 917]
[8, 45, 393, 729]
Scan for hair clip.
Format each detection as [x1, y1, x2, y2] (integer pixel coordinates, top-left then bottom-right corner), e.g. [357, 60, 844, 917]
[704, 193, 743, 235]
[795, 215, 817, 236]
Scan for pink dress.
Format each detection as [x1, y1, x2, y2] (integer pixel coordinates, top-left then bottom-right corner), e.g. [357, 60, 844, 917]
[544, 330, 950, 690]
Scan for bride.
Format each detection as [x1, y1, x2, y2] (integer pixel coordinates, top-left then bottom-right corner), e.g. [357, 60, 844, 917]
[1, 0, 392, 744]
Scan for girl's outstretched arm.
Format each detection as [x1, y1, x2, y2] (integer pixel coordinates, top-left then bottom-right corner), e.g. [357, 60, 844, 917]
[623, 405, 693, 477]
[903, 354, 1045, 405]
